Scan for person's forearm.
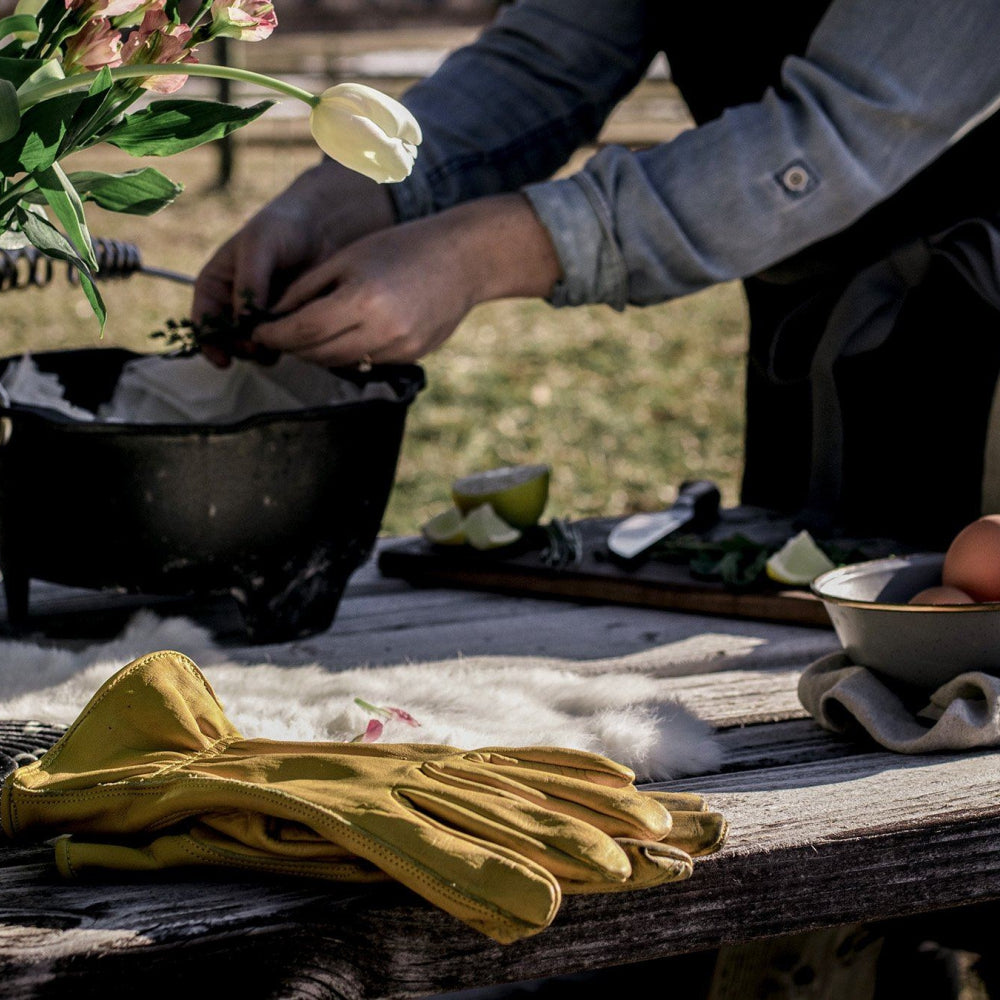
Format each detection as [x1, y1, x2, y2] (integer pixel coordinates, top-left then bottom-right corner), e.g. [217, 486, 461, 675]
[446, 194, 562, 305]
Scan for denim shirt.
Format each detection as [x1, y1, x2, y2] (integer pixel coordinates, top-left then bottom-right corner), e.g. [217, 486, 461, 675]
[388, 0, 1000, 310]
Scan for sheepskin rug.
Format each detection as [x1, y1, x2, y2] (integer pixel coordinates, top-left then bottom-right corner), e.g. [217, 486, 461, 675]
[0, 610, 722, 781]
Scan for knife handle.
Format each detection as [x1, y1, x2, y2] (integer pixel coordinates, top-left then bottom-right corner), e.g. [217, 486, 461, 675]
[675, 480, 722, 530]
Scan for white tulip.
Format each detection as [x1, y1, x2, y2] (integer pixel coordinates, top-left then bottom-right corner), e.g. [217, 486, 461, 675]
[309, 82, 422, 184]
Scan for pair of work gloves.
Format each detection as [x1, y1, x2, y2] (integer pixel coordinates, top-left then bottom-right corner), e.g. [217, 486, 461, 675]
[0, 650, 727, 943]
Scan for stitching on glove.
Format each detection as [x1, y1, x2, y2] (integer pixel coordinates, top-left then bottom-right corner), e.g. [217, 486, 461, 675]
[15, 774, 557, 938]
[153, 736, 244, 776]
[396, 784, 628, 882]
[470, 747, 636, 784]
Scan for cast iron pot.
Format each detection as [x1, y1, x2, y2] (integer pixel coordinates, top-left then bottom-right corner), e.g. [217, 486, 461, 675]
[0, 349, 425, 643]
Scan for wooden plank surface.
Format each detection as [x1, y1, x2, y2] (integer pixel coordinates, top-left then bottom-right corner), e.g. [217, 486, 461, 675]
[2, 751, 998, 998]
[1, 547, 998, 999]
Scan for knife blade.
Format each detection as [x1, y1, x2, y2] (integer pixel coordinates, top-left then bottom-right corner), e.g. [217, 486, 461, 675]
[607, 479, 721, 562]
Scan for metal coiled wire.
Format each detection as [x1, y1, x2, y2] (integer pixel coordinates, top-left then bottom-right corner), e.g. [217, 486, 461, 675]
[0, 238, 193, 291]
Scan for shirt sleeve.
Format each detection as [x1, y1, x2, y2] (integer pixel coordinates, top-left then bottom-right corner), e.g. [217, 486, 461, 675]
[524, 0, 1000, 308]
[388, 0, 660, 222]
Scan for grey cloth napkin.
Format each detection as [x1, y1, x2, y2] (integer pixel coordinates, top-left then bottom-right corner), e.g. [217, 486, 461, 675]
[798, 652, 1000, 753]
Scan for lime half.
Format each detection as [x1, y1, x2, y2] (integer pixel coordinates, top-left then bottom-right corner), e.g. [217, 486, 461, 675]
[765, 530, 836, 585]
[463, 503, 522, 550]
[451, 464, 550, 530]
[421, 506, 467, 546]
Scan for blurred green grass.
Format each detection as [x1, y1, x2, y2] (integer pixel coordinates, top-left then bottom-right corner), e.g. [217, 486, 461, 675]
[0, 141, 749, 537]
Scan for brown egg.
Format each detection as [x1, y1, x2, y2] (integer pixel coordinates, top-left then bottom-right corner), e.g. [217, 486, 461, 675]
[908, 585, 975, 605]
[942, 514, 1000, 601]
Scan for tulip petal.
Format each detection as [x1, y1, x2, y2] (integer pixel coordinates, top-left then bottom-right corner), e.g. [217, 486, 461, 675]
[309, 92, 420, 183]
[320, 82, 422, 146]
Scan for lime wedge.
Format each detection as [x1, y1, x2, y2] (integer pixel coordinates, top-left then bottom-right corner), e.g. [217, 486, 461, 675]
[463, 503, 522, 551]
[421, 506, 467, 546]
[765, 529, 836, 584]
[451, 464, 550, 530]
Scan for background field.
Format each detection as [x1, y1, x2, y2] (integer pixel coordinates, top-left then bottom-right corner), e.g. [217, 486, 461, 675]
[0, 28, 749, 537]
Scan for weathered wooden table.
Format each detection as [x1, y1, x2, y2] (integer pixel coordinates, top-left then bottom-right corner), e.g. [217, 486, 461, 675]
[1, 541, 998, 999]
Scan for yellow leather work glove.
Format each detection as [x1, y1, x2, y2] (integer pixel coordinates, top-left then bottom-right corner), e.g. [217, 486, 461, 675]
[1, 650, 724, 943]
[53, 790, 727, 894]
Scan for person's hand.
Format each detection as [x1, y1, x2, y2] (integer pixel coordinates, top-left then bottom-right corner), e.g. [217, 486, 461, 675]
[191, 158, 396, 364]
[247, 193, 562, 367]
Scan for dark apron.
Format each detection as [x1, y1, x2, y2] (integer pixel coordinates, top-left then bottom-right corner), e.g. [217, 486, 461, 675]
[658, 3, 1000, 548]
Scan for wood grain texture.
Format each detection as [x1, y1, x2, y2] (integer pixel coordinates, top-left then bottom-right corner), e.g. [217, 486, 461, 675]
[2, 549, 998, 998]
[3, 801, 999, 998]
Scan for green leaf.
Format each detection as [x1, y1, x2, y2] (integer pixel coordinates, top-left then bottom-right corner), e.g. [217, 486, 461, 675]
[76, 268, 107, 333]
[0, 55, 47, 89]
[63, 167, 183, 215]
[35, 0, 70, 44]
[104, 99, 274, 156]
[58, 67, 121, 155]
[0, 15, 40, 38]
[16, 201, 86, 267]
[15, 55, 64, 100]
[16, 204, 105, 331]
[31, 162, 97, 271]
[0, 76, 18, 142]
[87, 66, 114, 98]
[0, 91, 86, 175]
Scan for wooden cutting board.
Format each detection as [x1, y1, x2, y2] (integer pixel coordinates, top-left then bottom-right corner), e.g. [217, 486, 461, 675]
[377, 516, 834, 629]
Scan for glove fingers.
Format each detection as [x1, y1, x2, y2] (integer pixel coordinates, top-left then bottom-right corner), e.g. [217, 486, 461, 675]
[639, 791, 727, 855]
[662, 810, 729, 857]
[560, 839, 693, 895]
[399, 785, 632, 885]
[340, 807, 563, 944]
[642, 791, 707, 813]
[423, 760, 672, 840]
[463, 747, 636, 787]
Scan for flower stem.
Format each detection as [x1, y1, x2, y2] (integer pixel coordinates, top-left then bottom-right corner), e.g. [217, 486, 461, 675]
[353, 697, 390, 718]
[189, 0, 215, 31]
[17, 63, 320, 110]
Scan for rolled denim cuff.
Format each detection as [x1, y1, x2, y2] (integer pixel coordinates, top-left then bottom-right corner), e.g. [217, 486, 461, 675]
[523, 177, 629, 310]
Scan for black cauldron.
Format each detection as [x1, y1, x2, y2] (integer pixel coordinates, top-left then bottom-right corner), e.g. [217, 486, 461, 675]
[0, 349, 425, 643]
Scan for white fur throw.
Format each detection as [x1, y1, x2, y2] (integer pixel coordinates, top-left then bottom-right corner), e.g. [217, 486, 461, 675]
[0, 611, 722, 781]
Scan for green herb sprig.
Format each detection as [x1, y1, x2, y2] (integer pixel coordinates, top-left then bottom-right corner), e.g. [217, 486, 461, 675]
[150, 300, 280, 364]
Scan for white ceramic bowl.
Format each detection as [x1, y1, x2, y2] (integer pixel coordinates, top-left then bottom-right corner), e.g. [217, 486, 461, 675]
[810, 553, 1000, 689]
